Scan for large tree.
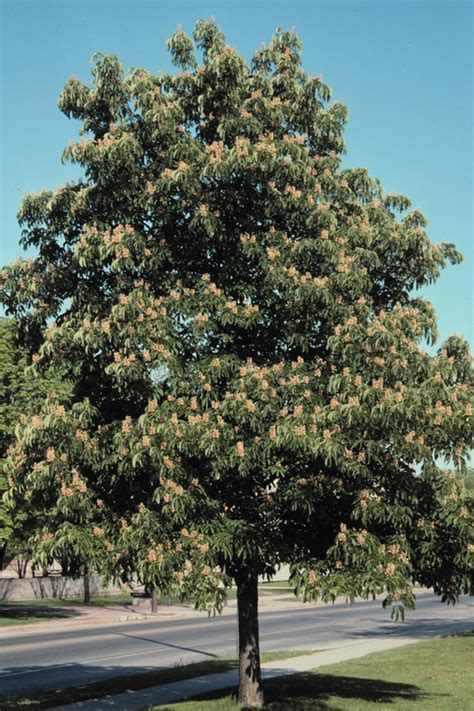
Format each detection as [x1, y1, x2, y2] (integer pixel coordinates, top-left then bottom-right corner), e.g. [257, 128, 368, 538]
[1, 21, 472, 707]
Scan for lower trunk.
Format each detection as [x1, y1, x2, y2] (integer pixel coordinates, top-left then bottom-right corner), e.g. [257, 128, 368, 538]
[16, 557, 28, 579]
[236, 568, 264, 708]
[151, 587, 158, 613]
[0, 542, 7, 570]
[83, 574, 91, 603]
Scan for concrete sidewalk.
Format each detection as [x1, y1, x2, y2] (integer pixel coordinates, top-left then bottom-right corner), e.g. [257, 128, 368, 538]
[48, 634, 435, 711]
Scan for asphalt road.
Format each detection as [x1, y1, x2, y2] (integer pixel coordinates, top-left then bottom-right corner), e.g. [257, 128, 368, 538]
[0, 593, 472, 700]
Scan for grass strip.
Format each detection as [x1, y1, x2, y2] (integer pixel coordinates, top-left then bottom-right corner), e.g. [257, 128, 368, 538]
[0, 595, 133, 627]
[0, 593, 133, 610]
[0, 615, 60, 627]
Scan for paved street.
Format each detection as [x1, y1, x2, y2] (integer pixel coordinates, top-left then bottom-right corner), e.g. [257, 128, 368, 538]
[0, 592, 472, 700]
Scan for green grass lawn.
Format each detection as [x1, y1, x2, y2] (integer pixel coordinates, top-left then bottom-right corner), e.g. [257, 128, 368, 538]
[0, 593, 134, 626]
[0, 609, 70, 627]
[226, 583, 295, 600]
[150, 632, 473, 710]
[0, 593, 133, 609]
[0, 650, 316, 710]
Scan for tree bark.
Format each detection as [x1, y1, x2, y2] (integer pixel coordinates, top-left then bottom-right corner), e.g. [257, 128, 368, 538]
[0, 542, 7, 571]
[15, 557, 28, 579]
[236, 568, 264, 708]
[151, 587, 158, 613]
[83, 574, 91, 603]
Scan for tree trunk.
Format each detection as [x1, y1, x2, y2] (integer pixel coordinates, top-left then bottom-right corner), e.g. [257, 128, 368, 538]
[16, 557, 28, 579]
[83, 574, 91, 603]
[151, 587, 158, 613]
[236, 568, 264, 708]
[0, 542, 7, 571]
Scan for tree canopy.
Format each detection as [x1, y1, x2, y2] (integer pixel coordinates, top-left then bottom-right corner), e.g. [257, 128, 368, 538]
[0, 317, 68, 455]
[1, 20, 472, 706]
[0, 317, 71, 570]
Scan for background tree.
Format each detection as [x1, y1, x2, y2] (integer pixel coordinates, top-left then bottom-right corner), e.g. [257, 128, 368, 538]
[462, 467, 474, 499]
[1, 21, 472, 707]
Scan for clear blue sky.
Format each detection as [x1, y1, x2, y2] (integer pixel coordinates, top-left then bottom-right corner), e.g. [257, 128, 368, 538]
[1, 0, 472, 348]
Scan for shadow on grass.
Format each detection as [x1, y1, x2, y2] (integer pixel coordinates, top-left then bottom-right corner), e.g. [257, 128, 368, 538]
[0, 604, 83, 622]
[191, 671, 436, 710]
[265, 671, 430, 708]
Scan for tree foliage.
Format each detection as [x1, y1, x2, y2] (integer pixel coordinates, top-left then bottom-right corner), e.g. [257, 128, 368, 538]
[1, 19, 473, 702]
[0, 317, 71, 569]
[0, 317, 67, 454]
